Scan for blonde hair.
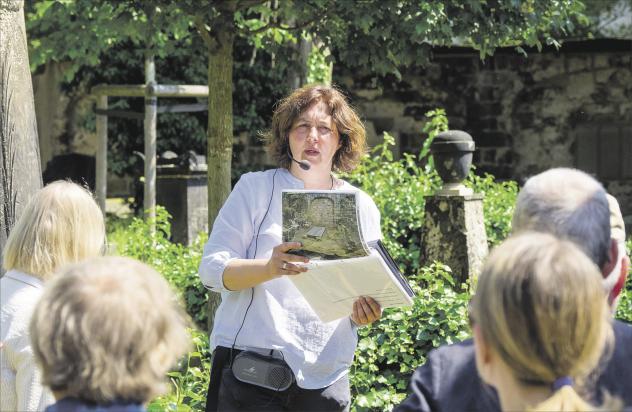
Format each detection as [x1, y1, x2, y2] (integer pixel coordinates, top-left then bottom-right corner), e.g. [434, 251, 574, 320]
[471, 232, 616, 412]
[264, 84, 367, 172]
[29, 256, 190, 404]
[2, 180, 105, 279]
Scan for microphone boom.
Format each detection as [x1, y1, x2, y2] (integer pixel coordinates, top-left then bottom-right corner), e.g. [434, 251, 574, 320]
[288, 151, 311, 171]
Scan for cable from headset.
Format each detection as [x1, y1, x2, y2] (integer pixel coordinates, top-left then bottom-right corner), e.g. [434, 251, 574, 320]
[230, 168, 278, 365]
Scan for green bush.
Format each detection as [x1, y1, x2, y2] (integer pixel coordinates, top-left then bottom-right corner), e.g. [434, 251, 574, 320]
[345, 109, 517, 277]
[148, 329, 211, 412]
[343, 110, 444, 277]
[106, 108, 524, 411]
[107, 207, 209, 329]
[343, 109, 517, 410]
[615, 238, 632, 323]
[108, 209, 211, 411]
[351, 264, 471, 411]
[343, 132, 439, 277]
[465, 172, 518, 247]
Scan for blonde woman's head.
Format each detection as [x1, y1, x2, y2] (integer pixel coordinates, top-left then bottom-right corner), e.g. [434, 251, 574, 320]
[2, 180, 105, 279]
[29, 256, 190, 404]
[471, 232, 614, 411]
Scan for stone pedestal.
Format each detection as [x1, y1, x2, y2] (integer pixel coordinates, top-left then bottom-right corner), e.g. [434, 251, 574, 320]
[420, 194, 488, 286]
[156, 169, 208, 245]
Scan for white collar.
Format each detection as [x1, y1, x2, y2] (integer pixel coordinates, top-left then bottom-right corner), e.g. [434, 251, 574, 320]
[279, 168, 341, 190]
[3, 269, 44, 289]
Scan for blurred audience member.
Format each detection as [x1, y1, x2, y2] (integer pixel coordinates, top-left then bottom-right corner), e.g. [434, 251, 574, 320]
[471, 232, 618, 411]
[1, 181, 105, 412]
[396, 168, 631, 411]
[29, 256, 190, 412]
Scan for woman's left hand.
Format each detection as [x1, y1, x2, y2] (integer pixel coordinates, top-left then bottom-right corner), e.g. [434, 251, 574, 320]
[351, 296, 382, 326]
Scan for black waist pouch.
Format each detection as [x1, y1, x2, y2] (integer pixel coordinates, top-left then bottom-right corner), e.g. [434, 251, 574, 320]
[231, 350, 294, 392]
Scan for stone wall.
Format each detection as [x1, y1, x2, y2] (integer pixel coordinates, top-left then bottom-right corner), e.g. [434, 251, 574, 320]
[32, 62, 97, 167]
[336, 39, 632, 223]
[31, 62, 133, 196]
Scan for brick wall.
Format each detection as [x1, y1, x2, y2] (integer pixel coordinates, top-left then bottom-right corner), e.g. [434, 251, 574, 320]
[335, 39, 632, 222]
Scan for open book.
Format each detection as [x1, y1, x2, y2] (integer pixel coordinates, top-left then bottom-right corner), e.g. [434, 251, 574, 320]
[282, 190, 415, 322]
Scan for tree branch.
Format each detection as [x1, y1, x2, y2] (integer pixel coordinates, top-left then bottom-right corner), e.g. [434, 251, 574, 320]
[239, 14, 321, 36]
[236, 0, 268, 11]
[193, 14, 215, 48]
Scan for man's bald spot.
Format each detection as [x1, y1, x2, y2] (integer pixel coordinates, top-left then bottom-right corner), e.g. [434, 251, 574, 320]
[512, 168, 610, 269]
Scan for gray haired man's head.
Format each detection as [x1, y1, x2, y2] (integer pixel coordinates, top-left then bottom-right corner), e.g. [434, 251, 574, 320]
[512, 168, 611, 269]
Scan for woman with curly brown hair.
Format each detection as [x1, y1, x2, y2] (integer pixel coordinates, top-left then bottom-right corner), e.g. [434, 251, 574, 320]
[199, 84, 382, 411]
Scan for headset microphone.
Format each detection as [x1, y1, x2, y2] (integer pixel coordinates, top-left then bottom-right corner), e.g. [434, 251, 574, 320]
[287, 150, 311, 171]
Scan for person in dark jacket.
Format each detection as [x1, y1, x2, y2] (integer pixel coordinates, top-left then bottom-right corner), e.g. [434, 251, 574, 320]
[395, 168, 631, 412]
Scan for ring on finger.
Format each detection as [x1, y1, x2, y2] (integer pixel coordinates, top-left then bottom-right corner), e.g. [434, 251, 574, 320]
[282, 262, 287, 270]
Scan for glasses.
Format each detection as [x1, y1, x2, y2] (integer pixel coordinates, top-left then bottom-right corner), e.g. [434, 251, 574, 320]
[291, 122, 334, 138]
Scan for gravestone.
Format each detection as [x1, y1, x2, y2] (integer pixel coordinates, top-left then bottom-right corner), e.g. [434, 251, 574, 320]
[156, 151, 208, 245]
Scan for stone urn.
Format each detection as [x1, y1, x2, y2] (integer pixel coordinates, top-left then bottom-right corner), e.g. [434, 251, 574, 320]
[430, 130, 475, 195]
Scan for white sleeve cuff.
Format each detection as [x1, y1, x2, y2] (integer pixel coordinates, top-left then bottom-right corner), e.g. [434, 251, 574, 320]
[199, 253, 238, 293]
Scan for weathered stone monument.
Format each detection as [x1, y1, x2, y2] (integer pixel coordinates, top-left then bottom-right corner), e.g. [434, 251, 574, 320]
[420, 130, 488, 285]
[156, 151, 208, 245]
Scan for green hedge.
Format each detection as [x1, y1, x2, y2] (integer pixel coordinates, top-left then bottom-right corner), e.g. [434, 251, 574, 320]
[351, 264, 471, 410]
[615, 239, 632, 322]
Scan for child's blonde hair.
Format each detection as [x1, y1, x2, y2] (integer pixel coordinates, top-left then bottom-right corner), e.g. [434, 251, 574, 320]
[471, 232, 616, 411]
[3, 180, 105, 279]
[30, 256, 190, 403]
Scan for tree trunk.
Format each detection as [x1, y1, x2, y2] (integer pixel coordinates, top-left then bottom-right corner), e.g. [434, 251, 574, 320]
[288, 37, 312, 89]
[205, 2, 236, 331]
[0, 0, 42, 265]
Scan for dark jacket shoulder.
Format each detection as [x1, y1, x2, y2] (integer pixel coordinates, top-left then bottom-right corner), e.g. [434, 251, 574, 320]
[395, 320, 632, 412]
[596, 319, 632, 406]
[394, 339, 499, 412]
[45, 398, 145, 412]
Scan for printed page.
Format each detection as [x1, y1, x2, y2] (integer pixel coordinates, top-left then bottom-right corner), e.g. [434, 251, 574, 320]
[290, 250, 414, 322]
[282, 190, 369, 260]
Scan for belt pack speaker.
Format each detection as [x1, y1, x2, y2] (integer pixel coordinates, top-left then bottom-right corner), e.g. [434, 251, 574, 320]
[231, 351, 294, 392]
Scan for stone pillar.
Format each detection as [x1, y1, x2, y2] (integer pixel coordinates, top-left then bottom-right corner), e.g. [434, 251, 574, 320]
[420, 195, 488, 285]
[420, 130, 488, 285]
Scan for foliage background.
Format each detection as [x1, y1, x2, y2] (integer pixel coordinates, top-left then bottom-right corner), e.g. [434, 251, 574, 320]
[109, 176, 630, 412]
[107, 109, 527, 411]
[27, 1, 629, 409]
[25, 0, 598, 211]
[108, 109, 631, 410]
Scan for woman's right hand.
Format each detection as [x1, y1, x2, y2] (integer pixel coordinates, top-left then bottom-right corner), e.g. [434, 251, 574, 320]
[222, 242, 310, 290]
[267, 242, 310, 277]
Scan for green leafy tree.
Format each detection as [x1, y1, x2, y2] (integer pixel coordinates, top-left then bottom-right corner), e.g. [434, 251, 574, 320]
[26, 0, 589, 229]
[186, 0, 587, 233]
[26, 1, 191, 81]
[28, 0, 590, 330]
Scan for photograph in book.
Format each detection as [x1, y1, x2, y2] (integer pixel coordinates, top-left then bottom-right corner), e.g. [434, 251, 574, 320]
[282, 190, 370, 260]
[282, 189, 415, 322]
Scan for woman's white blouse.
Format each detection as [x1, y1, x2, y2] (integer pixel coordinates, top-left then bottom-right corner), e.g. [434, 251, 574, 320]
[1, 270, 55, 412]
[199, 168, 381, 389]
